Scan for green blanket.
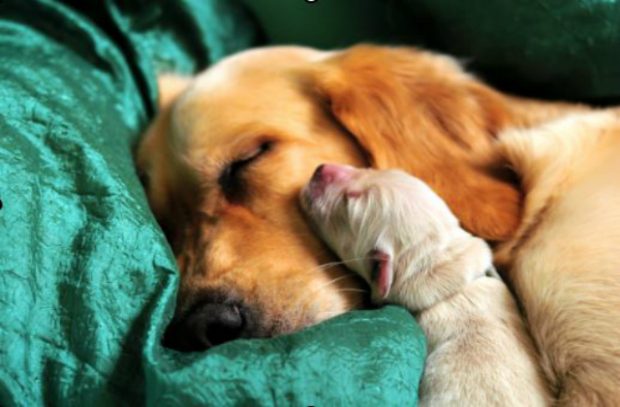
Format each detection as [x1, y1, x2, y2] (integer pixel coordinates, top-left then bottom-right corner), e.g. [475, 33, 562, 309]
[0, 1, 425, 405]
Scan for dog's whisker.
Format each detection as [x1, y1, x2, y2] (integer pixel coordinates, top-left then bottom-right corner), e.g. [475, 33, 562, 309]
[299, 256, 368, 278]
[297, 274, 356, 307]
[315, 301, 366, 319]
[300, 261, 346, 275]
[313, 273, 352, 292]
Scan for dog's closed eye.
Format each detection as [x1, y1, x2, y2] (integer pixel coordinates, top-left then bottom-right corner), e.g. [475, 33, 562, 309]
[219, 141, 273, 202]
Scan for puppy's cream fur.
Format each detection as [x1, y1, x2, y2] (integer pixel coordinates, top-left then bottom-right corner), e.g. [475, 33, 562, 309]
[301, 168, 551, 406]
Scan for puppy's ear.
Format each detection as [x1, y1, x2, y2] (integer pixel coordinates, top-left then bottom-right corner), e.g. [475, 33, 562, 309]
[311, 45, 522, 241]
[369, 249, 393, 299]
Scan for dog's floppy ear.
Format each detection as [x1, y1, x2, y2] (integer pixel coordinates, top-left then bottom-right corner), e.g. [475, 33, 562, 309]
[156, 74, 192, 109]
[136, 74, 192, 222]
[311, 45, 522, 242]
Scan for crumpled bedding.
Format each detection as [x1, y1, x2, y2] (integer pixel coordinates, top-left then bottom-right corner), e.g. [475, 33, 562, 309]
[0, 0, 425, 405]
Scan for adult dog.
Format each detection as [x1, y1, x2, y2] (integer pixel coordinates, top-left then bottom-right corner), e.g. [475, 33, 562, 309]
[136, 45, 620, 404]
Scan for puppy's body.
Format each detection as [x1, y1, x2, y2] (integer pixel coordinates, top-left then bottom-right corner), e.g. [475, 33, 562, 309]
[301, 166, 550, 406]
[419, 278, 545, 406]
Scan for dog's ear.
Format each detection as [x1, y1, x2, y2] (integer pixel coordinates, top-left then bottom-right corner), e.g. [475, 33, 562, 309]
[369, 249, 393, 299]
[136, 75, 192, 222]
[310, 45, 523, 242]
[156, 74, 192, 109]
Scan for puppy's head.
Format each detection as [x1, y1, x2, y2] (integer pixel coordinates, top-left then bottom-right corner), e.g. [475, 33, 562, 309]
[300, 165, 461, 303]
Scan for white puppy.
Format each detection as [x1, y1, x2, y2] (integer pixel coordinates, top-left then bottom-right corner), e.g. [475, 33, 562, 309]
[300, 164, 551, 407]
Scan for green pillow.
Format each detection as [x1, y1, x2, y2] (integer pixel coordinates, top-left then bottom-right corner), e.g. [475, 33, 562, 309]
[245, 0, 620, 102]
[402, 0, 620, 102]
[242, 0, 423, 48]
[0, 0, 426, 405]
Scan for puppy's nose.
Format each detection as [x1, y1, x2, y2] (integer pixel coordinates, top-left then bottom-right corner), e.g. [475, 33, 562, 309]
[308, 164, 356, 200]
[312, 164, 354, 185]
[163, 301, 247, 351]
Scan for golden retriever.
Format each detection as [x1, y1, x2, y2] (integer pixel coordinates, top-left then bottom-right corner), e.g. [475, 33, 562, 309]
[136, 45, 620, 404]
[300, 165, 551, 406]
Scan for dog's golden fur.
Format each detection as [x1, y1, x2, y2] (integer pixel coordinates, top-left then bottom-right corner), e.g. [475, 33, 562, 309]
[495, 111, 620, 405]
[137, 45, 619, 403]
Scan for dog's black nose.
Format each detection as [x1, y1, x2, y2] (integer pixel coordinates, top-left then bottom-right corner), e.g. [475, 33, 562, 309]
[188, 302, 244, 347]
[163, 301, 247, 351]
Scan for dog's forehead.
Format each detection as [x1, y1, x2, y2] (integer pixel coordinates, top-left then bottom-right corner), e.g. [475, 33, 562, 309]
[167, 47, 336, 160]
[185, 46, 328, 98]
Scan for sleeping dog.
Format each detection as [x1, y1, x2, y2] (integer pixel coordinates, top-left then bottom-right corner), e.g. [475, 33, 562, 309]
[300, 164, 551, 406]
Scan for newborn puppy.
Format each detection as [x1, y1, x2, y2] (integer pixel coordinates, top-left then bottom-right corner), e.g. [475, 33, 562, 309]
[300, 164, 551, 406]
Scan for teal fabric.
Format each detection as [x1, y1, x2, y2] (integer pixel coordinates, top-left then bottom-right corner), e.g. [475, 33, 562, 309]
[246, 0, 620, 102]
[0, 0, 426, 405]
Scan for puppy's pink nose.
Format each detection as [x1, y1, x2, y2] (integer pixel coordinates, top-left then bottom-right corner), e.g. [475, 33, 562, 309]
[312, 164, 355, 185]
[308, 164, 355, 199]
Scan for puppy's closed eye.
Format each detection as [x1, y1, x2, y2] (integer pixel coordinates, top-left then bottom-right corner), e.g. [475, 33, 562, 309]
[218, 141, 273, 202]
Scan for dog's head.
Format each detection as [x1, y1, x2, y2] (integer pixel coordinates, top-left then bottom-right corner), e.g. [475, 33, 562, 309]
[137, 45, 565, 350]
